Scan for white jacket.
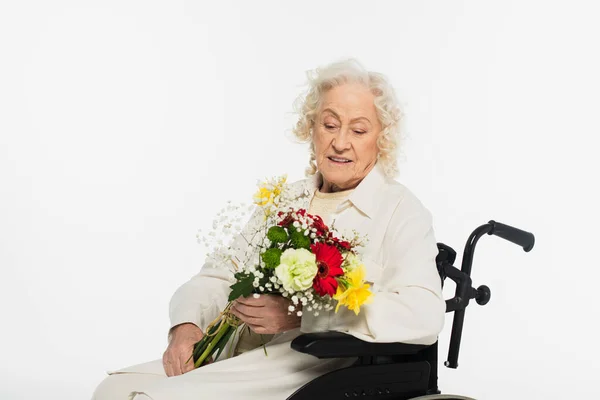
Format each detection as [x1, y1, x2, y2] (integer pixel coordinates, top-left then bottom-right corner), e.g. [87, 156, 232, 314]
[168, 162, 446, 346]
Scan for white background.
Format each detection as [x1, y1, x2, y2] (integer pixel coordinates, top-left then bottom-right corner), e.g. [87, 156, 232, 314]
[1, 1, 599, 399]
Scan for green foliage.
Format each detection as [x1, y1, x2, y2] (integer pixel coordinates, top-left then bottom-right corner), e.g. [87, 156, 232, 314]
[261, 248, 282, 269]
[267, 226, 288, 243]
[228, 274, 254, 301]
[212, 324, 236, 361]
[290, 228, 311, 250]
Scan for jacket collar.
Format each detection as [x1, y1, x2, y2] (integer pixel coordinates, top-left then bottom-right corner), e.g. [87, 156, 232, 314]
[300, 162, 388, 219]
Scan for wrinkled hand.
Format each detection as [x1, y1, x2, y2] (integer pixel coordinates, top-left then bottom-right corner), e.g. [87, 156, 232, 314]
[230, 294, 301, 334]
[162, 323, 211, 376]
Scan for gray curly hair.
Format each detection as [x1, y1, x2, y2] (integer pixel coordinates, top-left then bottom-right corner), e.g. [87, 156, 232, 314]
[291, 57, 404, 178]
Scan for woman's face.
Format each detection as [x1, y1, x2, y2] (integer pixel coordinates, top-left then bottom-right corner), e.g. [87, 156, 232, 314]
[312, 82, 382, 192]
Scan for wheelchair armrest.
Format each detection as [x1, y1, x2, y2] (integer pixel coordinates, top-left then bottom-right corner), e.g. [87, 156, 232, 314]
[290, 331, 430, 359]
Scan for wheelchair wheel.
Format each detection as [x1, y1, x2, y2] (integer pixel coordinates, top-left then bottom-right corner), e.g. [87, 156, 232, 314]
[409, 395, 476, 400]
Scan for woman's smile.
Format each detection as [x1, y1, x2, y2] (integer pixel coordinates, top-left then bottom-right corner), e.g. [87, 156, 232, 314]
[327, 156, 353, 165]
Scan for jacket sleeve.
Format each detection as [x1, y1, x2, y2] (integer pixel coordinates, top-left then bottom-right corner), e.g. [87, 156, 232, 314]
[167, 259, 235, 341]
[167, 206, 264, 341]
[329, 194, 446, 345]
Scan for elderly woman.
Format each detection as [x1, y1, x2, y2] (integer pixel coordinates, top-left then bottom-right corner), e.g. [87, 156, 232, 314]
[92, 58, 446, 400]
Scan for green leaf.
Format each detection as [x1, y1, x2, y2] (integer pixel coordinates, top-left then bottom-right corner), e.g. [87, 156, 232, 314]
[213, 325, 236, 361]
[228, 274, 255, 301]
[234, 271, 249, 280]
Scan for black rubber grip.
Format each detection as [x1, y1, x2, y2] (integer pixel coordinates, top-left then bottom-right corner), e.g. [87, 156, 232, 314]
[488, 220, 535, 252]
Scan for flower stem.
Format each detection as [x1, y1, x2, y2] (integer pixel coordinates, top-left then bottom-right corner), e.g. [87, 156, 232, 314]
[260, 334, 268, 356]
[194, 321, 231, 368]
[186, 322, 221, 365]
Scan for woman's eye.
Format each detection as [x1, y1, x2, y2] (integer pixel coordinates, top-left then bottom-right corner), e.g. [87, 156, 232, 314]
[354, 130, 366, 134]
[325, 124, 337, 129]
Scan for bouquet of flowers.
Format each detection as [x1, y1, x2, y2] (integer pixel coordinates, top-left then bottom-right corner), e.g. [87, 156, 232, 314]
[188, 175, 373, 368]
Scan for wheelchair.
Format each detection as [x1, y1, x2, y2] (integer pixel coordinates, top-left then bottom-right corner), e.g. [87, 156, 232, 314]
[286, 220, 535, 400]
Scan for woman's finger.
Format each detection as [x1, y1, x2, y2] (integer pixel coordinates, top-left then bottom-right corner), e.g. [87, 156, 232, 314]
[248, 324, 269, 335]
[163, 356, 175, 377]
[232, 302, 262, 318]
[231, 304, 263, 326]
[173, 355, 184, 376]
[169, 358, 181, 376]
[167, 348, 184, 376]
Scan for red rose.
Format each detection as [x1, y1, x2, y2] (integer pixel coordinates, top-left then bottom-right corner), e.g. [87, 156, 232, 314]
[310, 242, 344, 296]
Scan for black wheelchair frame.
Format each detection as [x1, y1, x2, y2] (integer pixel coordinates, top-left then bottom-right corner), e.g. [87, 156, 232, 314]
[286, 220, 535, 400]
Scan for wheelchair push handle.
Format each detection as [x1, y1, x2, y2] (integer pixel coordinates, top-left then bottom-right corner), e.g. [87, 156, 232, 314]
[488, 220, 535, 252]
[444, 220, 535, 370]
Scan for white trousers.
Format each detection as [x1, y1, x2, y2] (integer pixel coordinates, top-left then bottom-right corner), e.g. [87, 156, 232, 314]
[91, 329, 356, 400]
[92, 364, 166, 400]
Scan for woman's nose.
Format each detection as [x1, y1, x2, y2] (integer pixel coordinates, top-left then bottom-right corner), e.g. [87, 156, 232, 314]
[331, 129, 351, 151]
